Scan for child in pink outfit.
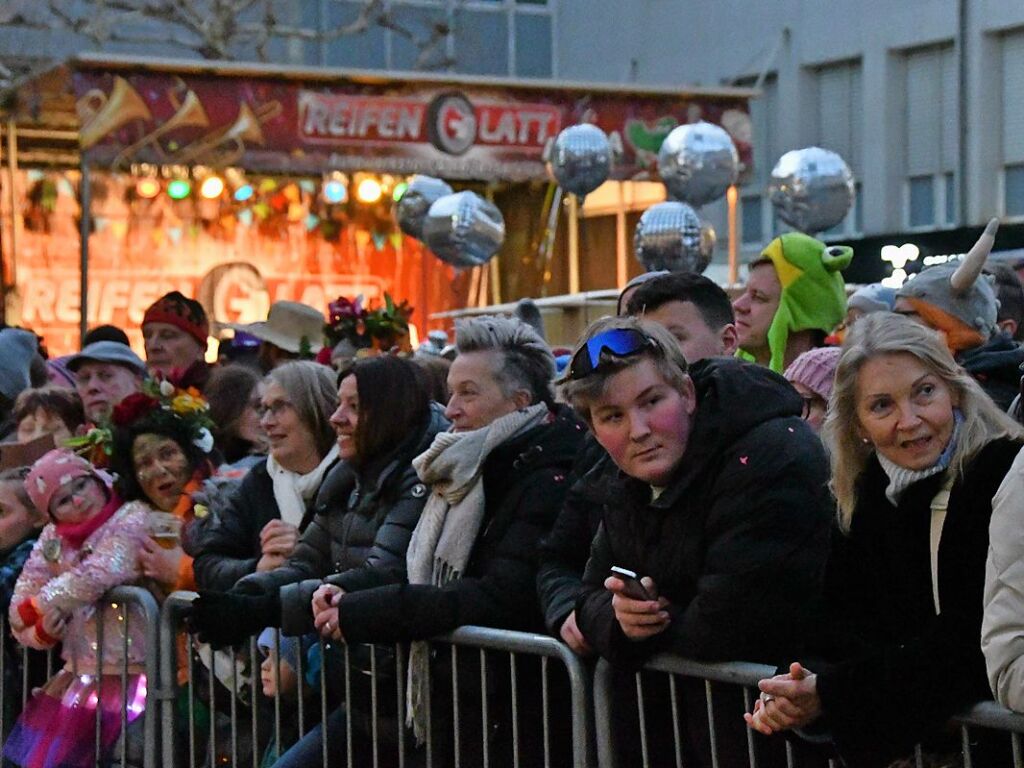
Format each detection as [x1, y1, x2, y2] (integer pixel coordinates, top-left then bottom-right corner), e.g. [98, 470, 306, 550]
[3, 449, 150, 768]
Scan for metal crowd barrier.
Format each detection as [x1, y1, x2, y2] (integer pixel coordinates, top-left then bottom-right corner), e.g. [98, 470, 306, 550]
[594, 655, 1024, 768]
[0, 585, 160, 768]
[2, 585, 1013, 768]
[160, 591, 592, 768]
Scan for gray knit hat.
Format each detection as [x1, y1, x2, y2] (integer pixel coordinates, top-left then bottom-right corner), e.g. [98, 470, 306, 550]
[0, 328, 38, 401]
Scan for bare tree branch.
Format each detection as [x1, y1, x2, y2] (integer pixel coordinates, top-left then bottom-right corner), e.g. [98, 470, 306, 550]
[2, 0, 465, 77]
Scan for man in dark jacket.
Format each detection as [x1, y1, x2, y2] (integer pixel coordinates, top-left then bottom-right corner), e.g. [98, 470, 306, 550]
[560, 317, 832, 768]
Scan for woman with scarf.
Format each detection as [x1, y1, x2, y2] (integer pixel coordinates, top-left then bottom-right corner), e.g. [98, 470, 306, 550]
[301, 316, 584, 768]
[188, 361, 339, 591]
[745, 313, 1024, 767]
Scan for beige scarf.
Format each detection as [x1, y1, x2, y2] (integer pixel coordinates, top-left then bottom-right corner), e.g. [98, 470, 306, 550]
[405, 403, 549, 743]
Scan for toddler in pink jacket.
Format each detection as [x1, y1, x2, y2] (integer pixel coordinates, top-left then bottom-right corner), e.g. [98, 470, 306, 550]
[3, 449, 149, 768]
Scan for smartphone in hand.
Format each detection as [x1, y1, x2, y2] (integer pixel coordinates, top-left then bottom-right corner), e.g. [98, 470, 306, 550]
[609, 566, 654, 600]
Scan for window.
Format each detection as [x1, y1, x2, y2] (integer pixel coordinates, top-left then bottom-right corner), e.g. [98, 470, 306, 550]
[741, 195, 762, 244]
[1006, 164, 1024, 218]
[909, 175, 935, 228]
[374, 0, 554, 77]
[811, 60, 862, 237]
[903, 44, 957, 229]
[1002, 33, 1024, 217]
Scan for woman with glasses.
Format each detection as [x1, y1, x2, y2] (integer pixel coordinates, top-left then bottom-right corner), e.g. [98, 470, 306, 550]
[783, 346, 841, 434]
[747, 313, 1024, 767]
[561, 316, 832, 768]
[190, 361, 339, 591]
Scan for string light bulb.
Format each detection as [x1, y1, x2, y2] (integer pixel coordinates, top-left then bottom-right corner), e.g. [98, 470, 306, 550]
[356, 177, 383, 204]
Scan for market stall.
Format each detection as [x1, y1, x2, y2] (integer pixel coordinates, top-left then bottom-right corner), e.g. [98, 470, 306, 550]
[0, 54, 754, 354]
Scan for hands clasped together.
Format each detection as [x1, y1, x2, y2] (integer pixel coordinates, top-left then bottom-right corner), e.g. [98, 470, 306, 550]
[744, 662, 822, 735]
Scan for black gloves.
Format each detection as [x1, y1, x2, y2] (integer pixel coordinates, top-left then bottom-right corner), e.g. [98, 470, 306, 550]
[187, 589, 281, 648]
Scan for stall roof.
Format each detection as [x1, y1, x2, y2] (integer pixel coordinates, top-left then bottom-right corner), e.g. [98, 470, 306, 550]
[0, 53, 758, 174]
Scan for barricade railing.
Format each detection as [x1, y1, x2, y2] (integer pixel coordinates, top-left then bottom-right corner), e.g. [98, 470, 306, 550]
[34, 588, 1009, 768]
[159, 592, 592, 768]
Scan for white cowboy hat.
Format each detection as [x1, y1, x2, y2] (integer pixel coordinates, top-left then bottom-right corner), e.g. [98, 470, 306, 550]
[226, 301, 325, 354]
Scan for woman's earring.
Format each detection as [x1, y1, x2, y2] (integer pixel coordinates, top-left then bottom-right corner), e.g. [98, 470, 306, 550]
[861, 437, 871, 445]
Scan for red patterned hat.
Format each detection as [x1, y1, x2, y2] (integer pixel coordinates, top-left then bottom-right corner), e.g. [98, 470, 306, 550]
[143, 291, 209, 347]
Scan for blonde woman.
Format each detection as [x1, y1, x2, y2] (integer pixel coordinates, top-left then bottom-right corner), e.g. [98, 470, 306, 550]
[746, 312, 1024, 767]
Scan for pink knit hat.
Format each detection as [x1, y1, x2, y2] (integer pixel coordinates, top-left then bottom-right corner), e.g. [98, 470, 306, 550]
[26, 449, 107, 517]
[783, 346, 843, 402]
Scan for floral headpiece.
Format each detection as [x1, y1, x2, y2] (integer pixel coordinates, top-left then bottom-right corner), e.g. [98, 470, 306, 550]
[321, 293, 414, 361]
[67, 377, 216, 458]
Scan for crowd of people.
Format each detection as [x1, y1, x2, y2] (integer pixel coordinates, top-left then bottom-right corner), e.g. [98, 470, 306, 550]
[1, 223, 1024, 767]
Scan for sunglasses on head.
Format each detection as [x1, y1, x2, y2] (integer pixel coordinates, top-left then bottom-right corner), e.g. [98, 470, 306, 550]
[566, 328, 659, 380]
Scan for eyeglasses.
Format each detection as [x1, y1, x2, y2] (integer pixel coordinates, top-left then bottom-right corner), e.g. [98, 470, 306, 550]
[566, 328, 659, 381]
[256, 399, 294, 420]
[799, 394, 826, 420]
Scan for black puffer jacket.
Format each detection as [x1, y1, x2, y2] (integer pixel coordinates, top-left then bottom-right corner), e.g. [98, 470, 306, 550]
[811, 437, 1023, 767]
[235, 404, 449, 634]
[576, 357, 833, 669]
[959, 331, 1024, 411]
[188, 457, 338, 592]
[339, 403, 585, 643]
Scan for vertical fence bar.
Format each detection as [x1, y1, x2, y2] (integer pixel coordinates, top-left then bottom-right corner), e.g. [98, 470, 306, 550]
[451, 645, 460, 768]
[705, 679, 719, 768]
[784, 739, 794, 768]
[21, 646, 28, 707]
[345, 643, 353, 768]
[742, 687, 757, 768]
[319, 637, 329, 768]
[671, 675, 683, 768]
[396, 643, 406, 768]
[1012, 731, 1023, 768]
[480, 649, 489, 768]
[272, 630, 281, 761]
[636, 673, 650, 768]
[961, 725, 973, 768]
[0, 615, 5, 743]
[250, 638, 259, 768]
[425, 645, 433, 768]
[371, 645, 379, 768]
[208, 640, 217, 768]
[510, 653, 520, 768]
[120, 602, 129, 768]
[95, 600, 105, 768]
[230, 646, 239, 768]
[914, 744, 924, 768]
[542, 656, 551, 768]
[187, 637, 196, 768]
[295, 633, 305, 739]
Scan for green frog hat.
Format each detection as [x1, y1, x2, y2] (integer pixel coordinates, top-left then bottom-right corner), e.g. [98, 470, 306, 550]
[748, 232, 853, 372]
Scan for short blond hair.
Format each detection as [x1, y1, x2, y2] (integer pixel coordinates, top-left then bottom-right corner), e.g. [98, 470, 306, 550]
[559, 316, 690, 425]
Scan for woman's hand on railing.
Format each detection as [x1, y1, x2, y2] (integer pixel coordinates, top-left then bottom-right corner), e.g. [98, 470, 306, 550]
[559, 610, 593, 656]
[744, 662, 821, 735]
[604, 575, 672, 641]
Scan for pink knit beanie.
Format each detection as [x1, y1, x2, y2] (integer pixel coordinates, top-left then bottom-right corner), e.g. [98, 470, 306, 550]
[783, 346, 843, 402]
[26, 449, 107, 517]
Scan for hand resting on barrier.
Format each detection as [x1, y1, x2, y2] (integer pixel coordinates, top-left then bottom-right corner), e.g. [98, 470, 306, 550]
[604, 574, 672, 641]
[744, 662, 821, 735]
[186, 589, 281, 648]
[311, 584, 344, 642]
[559, 610, 593, 656]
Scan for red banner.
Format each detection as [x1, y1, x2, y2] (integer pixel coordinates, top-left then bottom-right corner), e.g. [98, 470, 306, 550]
[72, 70, 753, 182]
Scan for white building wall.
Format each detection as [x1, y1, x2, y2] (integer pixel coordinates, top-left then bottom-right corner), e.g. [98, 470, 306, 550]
[556, 0, 1024, 258]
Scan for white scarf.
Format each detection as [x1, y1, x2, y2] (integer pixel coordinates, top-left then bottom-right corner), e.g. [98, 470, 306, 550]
[265, 444, 339, 527]
[405, 403, 549, 743]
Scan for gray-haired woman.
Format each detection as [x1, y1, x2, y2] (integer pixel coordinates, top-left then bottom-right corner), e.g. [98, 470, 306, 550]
[189, 360, 340, 591]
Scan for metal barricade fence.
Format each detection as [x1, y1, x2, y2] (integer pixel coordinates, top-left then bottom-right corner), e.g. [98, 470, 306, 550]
[594, 655, 1024, 768]
[160, 591, 592, 768]
[0, 585, 160, 768]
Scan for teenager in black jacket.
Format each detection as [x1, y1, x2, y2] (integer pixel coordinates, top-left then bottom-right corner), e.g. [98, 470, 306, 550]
[560, 317, 832, 768]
